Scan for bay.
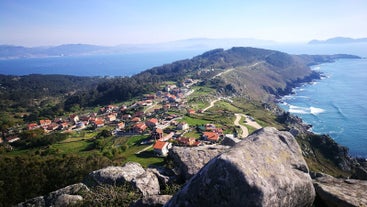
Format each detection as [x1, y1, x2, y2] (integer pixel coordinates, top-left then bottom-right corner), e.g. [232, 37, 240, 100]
[0, 50, 204, 77]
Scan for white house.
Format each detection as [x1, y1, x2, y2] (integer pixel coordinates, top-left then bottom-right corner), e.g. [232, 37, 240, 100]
[153, 141, 172, 157]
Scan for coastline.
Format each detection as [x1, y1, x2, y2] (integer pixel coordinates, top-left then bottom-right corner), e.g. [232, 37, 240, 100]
[275, 59, 366, 159]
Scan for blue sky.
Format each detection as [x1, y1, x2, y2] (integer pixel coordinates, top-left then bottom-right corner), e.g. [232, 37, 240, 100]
[1, 0, 367, 46]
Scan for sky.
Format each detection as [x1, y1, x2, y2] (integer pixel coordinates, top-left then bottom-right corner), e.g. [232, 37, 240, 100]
[1, 0, 367, 46]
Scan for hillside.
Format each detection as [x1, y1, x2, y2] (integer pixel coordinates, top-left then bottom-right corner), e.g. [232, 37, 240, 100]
[134, 47, 359, 101]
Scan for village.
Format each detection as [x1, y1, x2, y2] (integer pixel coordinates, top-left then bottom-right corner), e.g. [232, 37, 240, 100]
[2, 78, 261, 157]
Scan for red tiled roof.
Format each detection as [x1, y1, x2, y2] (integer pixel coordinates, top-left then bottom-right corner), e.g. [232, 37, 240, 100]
[203, 132, 219, 142]
[153, 141, 167, 150]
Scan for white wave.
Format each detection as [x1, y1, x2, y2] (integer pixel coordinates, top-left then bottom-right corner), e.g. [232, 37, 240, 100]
[289, 105, 310, 114]
[310, 107, 325, 115]
[312, 66, 321, 70]
[288, 105, 325, 115]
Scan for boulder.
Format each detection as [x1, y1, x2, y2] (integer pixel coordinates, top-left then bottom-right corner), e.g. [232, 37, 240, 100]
[85, 162, 145, 186]
[132, 195, 173, 207]
[147, 167, 174, 187]
[17, 196, 45, 207]
[44, 183, 89, 206]
[221, 136, 241, 146]
[168, 145, 229, 180]
[166, 127, 315, 207]
[18, 183, 89, 207]
[53, 194, 83, 207]
[313, 174, 367, 207]
[133, 170, 161, 196]
[351, 166, 367, 180]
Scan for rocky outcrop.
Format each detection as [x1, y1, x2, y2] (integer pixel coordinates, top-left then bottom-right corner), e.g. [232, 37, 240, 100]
[132, 195, 173, 207]
[85, 162, 146, 186]
[168, 145, 230, 180]
[313, 174, 367, 207]
[18, 183, 89, 207]
[133, 170, 160, 196]
[166, 127, 315, 207]
[221, 136, 241, 146]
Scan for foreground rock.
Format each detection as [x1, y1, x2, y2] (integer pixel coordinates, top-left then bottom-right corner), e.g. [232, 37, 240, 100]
[169, 145, 230, 180]
[313, 174, 367, 207]
[166, 127, 315, 207]
[132, 195, 173, 207]
[85, 162, 146, 186]
[18, 183, 89, 207]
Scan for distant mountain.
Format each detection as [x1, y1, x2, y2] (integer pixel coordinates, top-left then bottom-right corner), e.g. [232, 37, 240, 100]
[0, 44, 109, 59]
[0, 38, 276, 59]
[309, 37, 367, 44]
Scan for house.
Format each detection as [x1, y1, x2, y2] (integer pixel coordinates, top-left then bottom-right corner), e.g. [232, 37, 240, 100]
[39, 119, 52, 127]
[69, 114, 79, 124]
[159, 132, 174, 142]
[116, 122, 125, 130]
[92, 120, 105, 128]
[187, 109, 196, 115]
[47, 123, 59, 131]
[176, 137, 199, 147]
[145, 94, 156, 100]
[146, 118, 159, 128]
[177, 122, 189, 130]
[133, 122, 147, 134]
[6, 136, 20, 143]
[153, 141, 172, 156]
[79, 115, 91, 124]
[131, 117, 141, 122]
[59, 122, 69, 130]
[121, 114, 132, 120]
[27, 123, 39, 130]
[106, 114, 117, 122]
[151, 128, 163, 140]
[202, 131, 220, 143]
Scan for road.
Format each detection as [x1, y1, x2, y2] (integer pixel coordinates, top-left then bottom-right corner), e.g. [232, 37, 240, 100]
[202, 98, 221, 112]
[234, 113, 249, 138]
[234, 113, 262, 138]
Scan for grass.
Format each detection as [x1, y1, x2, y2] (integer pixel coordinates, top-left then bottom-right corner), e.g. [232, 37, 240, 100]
[209, 101, 242, 113]
[53, 139, 94, 154]
[180, 115, 210, 126]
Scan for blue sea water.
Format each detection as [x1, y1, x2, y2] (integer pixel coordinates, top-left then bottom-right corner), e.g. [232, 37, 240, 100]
[280, 58, 367, 157]
[0, 50, 204, 77]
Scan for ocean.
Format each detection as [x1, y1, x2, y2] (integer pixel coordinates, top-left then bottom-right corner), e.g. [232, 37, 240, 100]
[0, 50, 204, 77]
[279, 58, 367, 157]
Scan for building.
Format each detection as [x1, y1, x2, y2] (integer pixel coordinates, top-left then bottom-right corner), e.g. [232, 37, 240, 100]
[151, 128, 163, 140]
[153, 141, 172, 156]
[202, 131, 220, 143]
[133, 122, 147, 134]
[146, 118, 159, 128]
[177, 122, 189, 130]
[116, 122, 125, 130]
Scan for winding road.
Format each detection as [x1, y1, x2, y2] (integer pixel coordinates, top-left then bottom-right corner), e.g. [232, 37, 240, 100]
[202, 98, 221, 112]
[234, 113, 262, 138]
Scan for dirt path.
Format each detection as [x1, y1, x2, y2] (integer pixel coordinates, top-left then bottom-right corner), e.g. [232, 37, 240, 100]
[135, 144, 153, 154]
[234, 113, 249, 138]
[202, 98, 221, 112]
[234, 113, 262, 138]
